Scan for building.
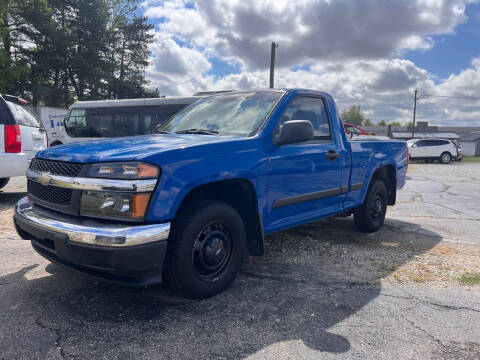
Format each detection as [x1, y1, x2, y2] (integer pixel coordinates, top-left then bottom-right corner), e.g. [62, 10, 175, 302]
[459, 132, 480, 156]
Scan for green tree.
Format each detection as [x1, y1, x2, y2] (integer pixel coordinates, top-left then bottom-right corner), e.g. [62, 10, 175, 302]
[0, 0, 157, 107]
[390, 121, 402, 126]
[341, 105, 372, 126]
[377, 120, 387, 126]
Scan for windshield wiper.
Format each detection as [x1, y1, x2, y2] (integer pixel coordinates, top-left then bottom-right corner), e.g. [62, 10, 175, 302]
[175, 128, 219, 135]
[152, 129, 171, 134]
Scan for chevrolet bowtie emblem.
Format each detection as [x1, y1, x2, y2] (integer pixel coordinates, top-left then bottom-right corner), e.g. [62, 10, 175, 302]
[38, 172, 51, 186]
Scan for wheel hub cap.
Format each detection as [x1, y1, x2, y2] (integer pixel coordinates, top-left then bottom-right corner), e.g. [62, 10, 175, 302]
[192, 222, 232, 281]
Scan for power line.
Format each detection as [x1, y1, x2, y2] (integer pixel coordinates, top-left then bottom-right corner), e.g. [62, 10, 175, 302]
[419, 94, 480, 100]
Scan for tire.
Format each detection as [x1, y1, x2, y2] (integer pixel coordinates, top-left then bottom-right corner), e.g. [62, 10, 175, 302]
[354, 179, 388, 233]
[0, 178, 9, 190]
[440, 152, 451, 164]
[163, 200, 247, 299]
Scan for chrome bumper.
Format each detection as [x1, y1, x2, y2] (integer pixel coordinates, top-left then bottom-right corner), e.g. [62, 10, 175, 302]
[15, 196, 170, 247]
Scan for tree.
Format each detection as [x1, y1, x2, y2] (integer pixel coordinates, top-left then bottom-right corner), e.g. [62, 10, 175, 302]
[0, 0, 157, 107]
[341, 105, 372, 126]
[390, 121, 402, 126]
[377, 120, 387, 126]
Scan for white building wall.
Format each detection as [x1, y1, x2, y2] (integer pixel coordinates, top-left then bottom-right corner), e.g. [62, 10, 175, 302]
[459, 141, 477, 156]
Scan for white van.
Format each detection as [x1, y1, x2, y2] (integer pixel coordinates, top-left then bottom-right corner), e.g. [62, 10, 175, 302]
[35, 106, 68, 146]
[58, 97, 200, 145]
[0, 94, 47, 189]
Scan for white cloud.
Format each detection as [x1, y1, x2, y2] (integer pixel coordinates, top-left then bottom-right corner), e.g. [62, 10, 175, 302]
[142, 0, 480, 126]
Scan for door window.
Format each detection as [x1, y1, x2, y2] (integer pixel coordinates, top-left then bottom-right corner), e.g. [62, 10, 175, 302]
[278, 97, 331, 139]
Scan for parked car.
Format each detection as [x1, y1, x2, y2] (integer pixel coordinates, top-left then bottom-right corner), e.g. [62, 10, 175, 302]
[407, 138, 462, 164]
[343, 123, 374, 137]
[52, 97, 200, 146]
[14, 89, 408, 298]
[0, 94, 47, 189]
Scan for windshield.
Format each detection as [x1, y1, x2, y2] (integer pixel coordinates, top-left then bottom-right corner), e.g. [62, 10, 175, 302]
[64, 104, 188, 138]
[154, 91, 284, 136]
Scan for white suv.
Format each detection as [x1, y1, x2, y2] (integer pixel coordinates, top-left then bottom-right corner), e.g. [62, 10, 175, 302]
[407, 138, 462, 164]
[0, 95, 47, 189]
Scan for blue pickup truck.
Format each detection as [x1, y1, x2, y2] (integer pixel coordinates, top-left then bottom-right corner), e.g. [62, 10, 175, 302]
[14, 89, 408, 298]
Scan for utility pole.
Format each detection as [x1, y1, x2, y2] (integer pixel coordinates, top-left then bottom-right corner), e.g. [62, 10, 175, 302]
[269, 42, 278, 88]
[412, 89, 418, 139]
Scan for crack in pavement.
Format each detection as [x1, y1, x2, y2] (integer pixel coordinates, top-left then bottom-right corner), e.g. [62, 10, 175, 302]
[34, 316, 66, 360]
[392, 285, 480, 313]
[401, 315, 443, 347]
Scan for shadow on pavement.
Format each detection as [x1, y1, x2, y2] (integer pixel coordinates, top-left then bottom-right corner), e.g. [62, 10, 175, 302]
[0, 217, 441, 359]
[0, 191, 26, 210]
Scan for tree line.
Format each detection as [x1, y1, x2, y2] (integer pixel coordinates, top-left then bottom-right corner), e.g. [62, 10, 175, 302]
[341, 105, 411, 127]
[0, 0, 158, 108]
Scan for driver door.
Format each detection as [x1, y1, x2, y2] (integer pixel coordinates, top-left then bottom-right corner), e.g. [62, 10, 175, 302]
[265, 96, 346, 233]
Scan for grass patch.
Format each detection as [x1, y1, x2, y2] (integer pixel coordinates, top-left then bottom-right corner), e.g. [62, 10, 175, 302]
[458, 273, 480, 286]
[462, 156, 480, 163]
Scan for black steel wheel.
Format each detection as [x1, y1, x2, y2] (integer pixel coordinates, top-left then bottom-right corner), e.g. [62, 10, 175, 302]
[354, 179, 387, 233]
[164, 200, 246, 299]
[192, 221, 233, 282]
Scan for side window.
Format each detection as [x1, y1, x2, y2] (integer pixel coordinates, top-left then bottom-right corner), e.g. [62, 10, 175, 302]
[439, 140, 449, 146]
[278, 97, 331, 139]
[145, 104, 189, 131]
[416, 140, 427, 147]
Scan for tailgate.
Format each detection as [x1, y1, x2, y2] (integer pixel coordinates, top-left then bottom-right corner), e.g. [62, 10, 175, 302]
[20, 125, 47, 158]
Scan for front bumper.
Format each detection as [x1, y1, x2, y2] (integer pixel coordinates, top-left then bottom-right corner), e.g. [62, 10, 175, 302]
[14, 196, 170, 286]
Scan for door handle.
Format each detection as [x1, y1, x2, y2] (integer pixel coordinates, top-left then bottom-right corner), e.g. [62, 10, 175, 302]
[325, 150, 339, 161]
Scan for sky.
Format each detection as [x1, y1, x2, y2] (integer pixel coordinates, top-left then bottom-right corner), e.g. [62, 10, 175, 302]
[141, 0, 480, 126]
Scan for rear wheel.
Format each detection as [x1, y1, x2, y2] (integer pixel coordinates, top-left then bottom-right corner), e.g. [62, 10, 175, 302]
[440, 152, 451, 164]
[164, 200, 246, 299]
[354, 180, 387, 233]
[0, 178, 9, 190]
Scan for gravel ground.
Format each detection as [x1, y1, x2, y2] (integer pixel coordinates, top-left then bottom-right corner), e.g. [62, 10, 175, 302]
[1, 162, 480, 359]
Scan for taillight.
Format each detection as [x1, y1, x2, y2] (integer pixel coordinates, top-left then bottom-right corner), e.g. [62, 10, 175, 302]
[4, 124, 21, 153]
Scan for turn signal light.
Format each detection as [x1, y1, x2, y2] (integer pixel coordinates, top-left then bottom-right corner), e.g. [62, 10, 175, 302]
[132, 193, 152, 218]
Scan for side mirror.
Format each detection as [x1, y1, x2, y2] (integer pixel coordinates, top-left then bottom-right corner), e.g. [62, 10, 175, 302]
[275, 120, 314, 146]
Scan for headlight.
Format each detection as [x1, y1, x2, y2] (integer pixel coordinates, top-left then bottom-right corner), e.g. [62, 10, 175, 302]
[81, 191, 152, 221]
[81, 162, 159, 221]
[88, 162, 159, 179]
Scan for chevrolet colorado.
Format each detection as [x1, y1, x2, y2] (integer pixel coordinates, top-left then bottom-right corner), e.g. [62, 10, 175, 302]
[14, 89, 408, 298]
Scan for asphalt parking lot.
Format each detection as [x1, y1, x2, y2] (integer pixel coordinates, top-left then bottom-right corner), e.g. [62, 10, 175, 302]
[1, 163, 480, 360]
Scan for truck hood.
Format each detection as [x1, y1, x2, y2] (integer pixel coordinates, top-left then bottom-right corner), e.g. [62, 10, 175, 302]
[36, 134, 240, 163]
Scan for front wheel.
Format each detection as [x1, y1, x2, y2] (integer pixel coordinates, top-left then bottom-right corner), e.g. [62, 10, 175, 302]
[440, 152, 451, 164]
[0, 178, 9, 190]
[164, 200, 246, 299]
[354, 180, 387, 233]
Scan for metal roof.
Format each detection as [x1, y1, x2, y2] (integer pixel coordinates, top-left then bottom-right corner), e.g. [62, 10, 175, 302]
[392, 132, 460, 139]
[460, 131, 480, 142]
[71, 96, 200, 109]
